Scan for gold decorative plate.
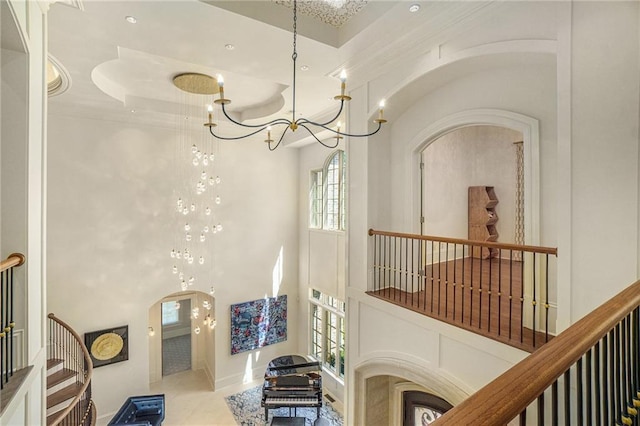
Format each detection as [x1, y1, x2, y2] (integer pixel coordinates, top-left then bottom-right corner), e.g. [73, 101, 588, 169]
[173, 73, 219, 95]
[90, 332, 124, 361]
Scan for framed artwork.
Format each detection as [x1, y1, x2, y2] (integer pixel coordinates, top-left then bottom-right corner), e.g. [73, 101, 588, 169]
[84, 325, 129, 368]
[403, 391, 453, 426]
[230, 295, 287, 355]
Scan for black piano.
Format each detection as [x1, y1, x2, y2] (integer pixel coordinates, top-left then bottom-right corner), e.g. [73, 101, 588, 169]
[261, 355, 323, 421]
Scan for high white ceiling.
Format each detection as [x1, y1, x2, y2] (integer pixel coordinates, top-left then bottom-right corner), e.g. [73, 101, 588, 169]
[46, 0, 493, 144]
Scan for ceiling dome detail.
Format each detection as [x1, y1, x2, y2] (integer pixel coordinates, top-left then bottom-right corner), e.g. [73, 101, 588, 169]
[47, 54, 71, 97]
[273, 0, 368, 28]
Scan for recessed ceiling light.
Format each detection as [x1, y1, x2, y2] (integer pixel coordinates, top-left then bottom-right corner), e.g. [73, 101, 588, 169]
[409, 4, 420, 12]
[225, 44, 235, 51]
[130, 109, 136, 113]
[300, 65, 309, 71]
[125, 16, 137, 24]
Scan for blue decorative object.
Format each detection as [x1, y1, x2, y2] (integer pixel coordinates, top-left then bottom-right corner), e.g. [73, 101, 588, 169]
[107, 394, 165, 426]
[230, 295, 287, 355]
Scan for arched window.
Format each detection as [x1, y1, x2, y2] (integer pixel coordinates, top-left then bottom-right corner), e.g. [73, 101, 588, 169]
[310, 150, 346, 231]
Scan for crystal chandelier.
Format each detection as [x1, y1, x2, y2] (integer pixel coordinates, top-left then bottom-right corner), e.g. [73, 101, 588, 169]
[169, 87, 223, 295]
[204, 0, 388, 150]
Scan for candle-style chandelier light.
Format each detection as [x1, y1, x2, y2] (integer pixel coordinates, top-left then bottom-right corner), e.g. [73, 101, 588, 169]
[204, 0, 388, 150]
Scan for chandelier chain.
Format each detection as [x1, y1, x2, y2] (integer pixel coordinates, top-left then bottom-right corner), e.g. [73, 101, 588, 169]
[292, 0, 298, 61]
[292, 0, 298, 123]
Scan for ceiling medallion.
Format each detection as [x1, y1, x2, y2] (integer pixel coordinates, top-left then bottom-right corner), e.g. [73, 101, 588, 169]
[173, 73, 220, 95]
[203, 0, 387, 150]
[274, 0, 368, 28]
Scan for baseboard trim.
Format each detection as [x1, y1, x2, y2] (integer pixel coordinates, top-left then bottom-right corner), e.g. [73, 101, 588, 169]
[204, 364, 215, 390]
[215, 364, 266, 390]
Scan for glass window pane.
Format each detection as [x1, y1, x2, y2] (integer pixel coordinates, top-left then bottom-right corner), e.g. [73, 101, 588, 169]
[311, 305, 322, 359]
[325, 311, 337, 372]
[311, 289, 321, 300]
[162, 301, 180, 325]
[309, 170, 323, 228]
[324, 152, 341, 230]
[308, 291, 346, 378]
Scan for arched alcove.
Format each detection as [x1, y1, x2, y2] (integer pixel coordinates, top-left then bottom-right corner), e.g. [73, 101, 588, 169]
[352, 357, 470, 425]
[148, 290, 216, 388]
[407, 109, 540, 247]
[421, 125, 524, 243]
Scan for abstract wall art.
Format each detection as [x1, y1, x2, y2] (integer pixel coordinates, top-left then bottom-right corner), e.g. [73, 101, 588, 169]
[230, 295, 287, 355]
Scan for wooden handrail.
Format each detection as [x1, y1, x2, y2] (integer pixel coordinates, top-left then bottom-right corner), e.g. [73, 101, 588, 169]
[434, 279, 640, 425]
[0, 253, 25, 273]
[368, 228, 558, 255]
[47, 313, 94, 426]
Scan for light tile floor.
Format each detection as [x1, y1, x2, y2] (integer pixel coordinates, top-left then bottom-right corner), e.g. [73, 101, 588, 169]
[97, 368, 344, 426]
[149, 369, 260, 425]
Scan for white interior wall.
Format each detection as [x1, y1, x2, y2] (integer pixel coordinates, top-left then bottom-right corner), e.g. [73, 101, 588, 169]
[298, 141, 347, 402]
[47, 113, 300, 418]
[0, 0, 48, 424]
[148, 302, 161, 384]
[298, 140, 347, 299]
[385, 61, 557, 246]
[568, 2, 640, 320]
[349, 292, 528, 424]
[160, 298, 191, 339]
[347, 4, 560, 423]
[203, 293, 216, 386]
[423, 125, 522, 242]
[1, 37, 28, 344]
[345, 3, 640, 423]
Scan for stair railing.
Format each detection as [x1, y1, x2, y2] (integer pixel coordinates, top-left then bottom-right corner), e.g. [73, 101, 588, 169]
[48, 313, 94, 426]
[434, 279, 640, 425]
[368, 229, 557, 352]
[0, 253, 25, 389]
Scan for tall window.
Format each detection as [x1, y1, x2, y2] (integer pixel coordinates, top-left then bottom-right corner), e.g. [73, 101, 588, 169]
[309, 289, 345, 378]
[309, 150, 346, 231]
[310, 169, 323, 228]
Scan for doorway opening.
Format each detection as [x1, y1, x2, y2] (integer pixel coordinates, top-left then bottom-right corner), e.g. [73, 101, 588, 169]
[420, 125, 523, 244]
[162, 298, 192, 376]
[149, 291, 216, 387]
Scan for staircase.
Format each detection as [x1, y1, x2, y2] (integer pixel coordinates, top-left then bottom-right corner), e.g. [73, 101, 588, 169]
[47, 314, 95, 426]
[46, 358, 84, 425]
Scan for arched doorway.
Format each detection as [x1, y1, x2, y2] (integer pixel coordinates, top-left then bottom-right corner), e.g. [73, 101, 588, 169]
[407, 108, 541, 247]
[352, 357, 469, 426]
[160, 297, 192, 376]
[403, 390, 453, 425]
[148, 291, 216, 386]
[421, 125, 523, 244]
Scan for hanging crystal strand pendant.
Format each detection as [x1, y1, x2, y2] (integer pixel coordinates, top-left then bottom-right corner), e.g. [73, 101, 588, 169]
[170, 82, 224, 294]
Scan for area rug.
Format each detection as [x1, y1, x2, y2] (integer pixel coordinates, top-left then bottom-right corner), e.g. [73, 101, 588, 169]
[225, 385, 343, 426]
[162, 334, 191, 376]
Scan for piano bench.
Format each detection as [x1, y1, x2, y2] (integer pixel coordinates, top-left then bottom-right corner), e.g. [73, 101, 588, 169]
[313, 418, 331, 426]
[270, 417, 306, 426]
